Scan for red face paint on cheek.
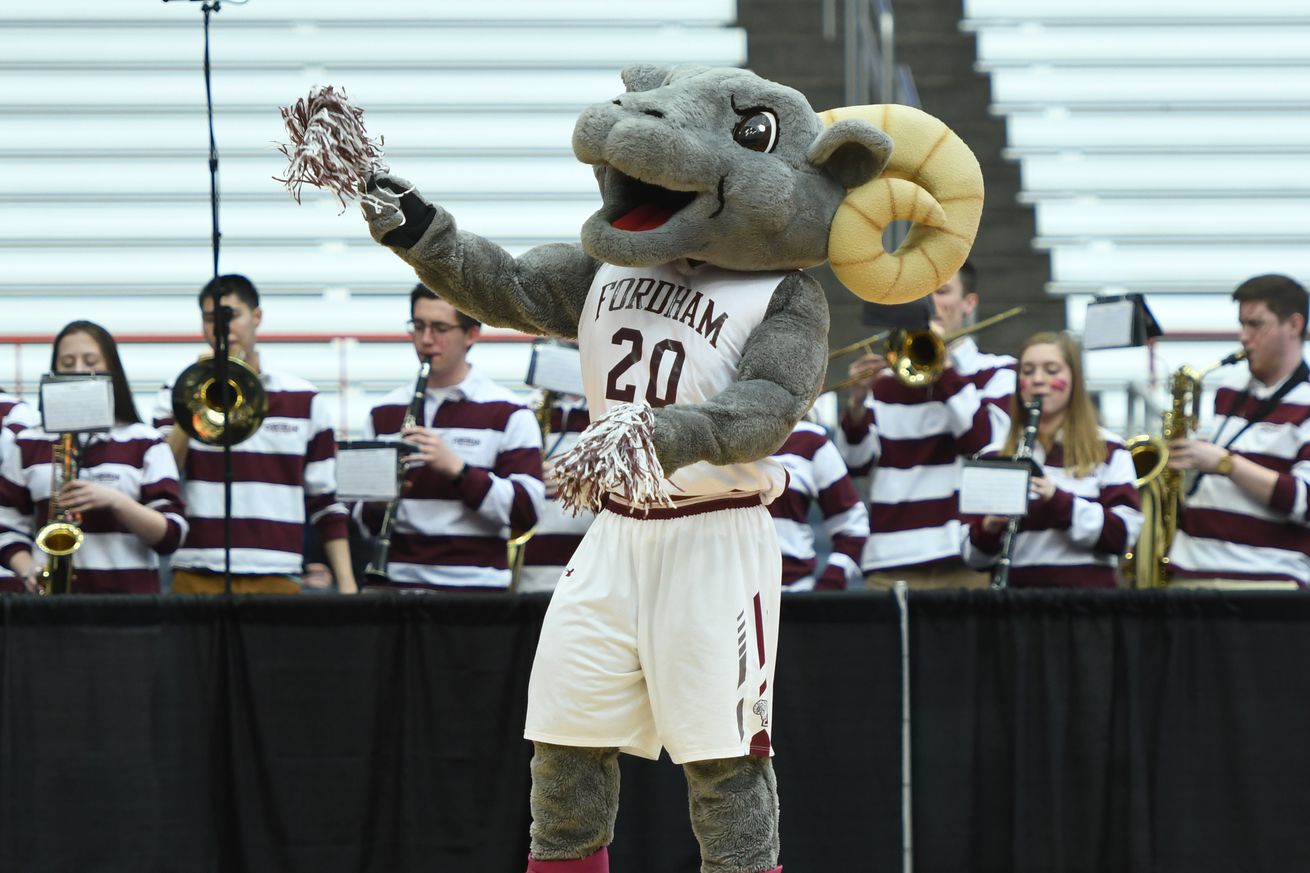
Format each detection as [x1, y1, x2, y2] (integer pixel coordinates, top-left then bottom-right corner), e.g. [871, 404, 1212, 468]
[1050, 377, 1069, 393]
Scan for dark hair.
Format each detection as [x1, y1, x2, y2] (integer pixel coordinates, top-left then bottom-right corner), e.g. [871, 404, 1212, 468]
[410, 283, 480, 330]
[198, 273, 260, 311]
[1233, 274, 1308, 337]
[957, 260, 978, 297]
[50, 321, 141, 425]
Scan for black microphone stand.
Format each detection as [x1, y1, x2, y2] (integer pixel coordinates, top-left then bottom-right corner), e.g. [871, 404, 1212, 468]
[168, 0, 235, 596]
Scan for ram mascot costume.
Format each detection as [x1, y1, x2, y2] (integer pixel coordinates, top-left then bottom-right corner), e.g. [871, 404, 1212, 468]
[358, 64, 981, 873]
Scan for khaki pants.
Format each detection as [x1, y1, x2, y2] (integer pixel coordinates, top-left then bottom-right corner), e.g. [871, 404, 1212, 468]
[171, 569, 301, 595]
[865, 561, 991, 590]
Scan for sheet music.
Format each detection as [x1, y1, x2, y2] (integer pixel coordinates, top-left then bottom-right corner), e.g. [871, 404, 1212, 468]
[526, 342, 584, 396]
[959, 460, 1031, 516]
[335, 445, 400, 501]
[40, 375, 115, 433]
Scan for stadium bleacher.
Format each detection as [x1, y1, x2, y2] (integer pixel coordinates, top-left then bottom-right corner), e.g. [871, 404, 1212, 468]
[0, 1, 745, 436]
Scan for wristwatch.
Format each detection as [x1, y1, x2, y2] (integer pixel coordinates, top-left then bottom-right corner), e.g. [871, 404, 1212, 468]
[1214, 451, 1234, 477]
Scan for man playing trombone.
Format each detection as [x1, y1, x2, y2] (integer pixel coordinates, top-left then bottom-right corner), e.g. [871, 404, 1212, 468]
[1166, 274, 1310, 588]
[355, 284, 544, 591]
[153, 274, 356, 594]
[835, 262, 1017, 588]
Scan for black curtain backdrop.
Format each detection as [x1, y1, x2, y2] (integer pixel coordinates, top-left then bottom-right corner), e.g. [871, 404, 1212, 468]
[0, 590, 1306, 873]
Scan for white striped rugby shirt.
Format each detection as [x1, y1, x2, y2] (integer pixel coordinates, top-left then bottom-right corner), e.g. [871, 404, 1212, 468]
[836, 337, 1015, 570]
[962, 430, 1142, 588]
[0, 393, 39, 591]
[768, 421, 869, 591]
[1170, 368, 1310, 586]
[153, 369, 348, 575]
[0, 423, 186, 593]
[519, 396, 595, 593]
[357, 366, 545, 590]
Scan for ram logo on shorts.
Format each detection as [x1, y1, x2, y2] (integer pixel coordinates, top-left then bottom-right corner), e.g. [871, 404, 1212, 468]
[752, 698, 770, 729]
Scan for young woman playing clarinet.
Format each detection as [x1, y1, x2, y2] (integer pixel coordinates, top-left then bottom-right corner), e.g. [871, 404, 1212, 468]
[962, 332, 1143, 588]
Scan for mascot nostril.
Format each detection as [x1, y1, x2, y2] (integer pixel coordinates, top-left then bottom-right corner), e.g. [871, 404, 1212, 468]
[349, 63, 984, 873]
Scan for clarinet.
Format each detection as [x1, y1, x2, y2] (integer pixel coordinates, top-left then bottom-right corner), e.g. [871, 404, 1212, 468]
[364, 356, 431, 587]
[991, 397, 1043, 590]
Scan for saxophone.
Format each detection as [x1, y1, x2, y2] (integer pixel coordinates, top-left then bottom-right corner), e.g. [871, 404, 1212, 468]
[507, 390, 556, 593]
[34, 433, 83, 595]
[1123, 350, 1246, 588]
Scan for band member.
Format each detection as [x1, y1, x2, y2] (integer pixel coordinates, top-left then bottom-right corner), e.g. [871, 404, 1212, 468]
[1168, 274, 1310, 587]
[153, 274, 356, 594]
[962, 332, 1142, 587]
[0, 321, 186, 593]
[837, 263, 1016, 587]
[0, 387, 39, 592]
[518, 390, 594, 593]
[357, 284, 544, 591]
[769, 419, 869, 590]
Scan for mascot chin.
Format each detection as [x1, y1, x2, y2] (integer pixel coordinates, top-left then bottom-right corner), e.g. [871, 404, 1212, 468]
[361, 63, 982, 873]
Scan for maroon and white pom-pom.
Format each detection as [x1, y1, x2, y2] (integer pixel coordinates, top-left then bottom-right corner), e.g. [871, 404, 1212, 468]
[553, 403, 674, 514]
[275, 85, 386, 211]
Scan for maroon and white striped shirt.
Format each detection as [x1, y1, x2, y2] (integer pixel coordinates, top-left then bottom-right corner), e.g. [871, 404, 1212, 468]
[1170, 369, 1310, 586]
[519, 396, 594, 593]
[0, 393, 39, 592]
[962, 430, 1142, 588]
[358, 366, 545, 590]
[769, 421, 869, 590]
[153, 370, 348, 575]
[836, 337, 1015, 570]
[0, 423, 186, 593]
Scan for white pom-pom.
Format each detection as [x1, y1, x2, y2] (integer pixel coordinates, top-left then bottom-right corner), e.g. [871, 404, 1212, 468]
[553, 403, 674, 514]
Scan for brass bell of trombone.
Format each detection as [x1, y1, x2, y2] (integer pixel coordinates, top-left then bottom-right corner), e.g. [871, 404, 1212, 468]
[824, 306, 1025, 392]
[171, 354, 269, 445]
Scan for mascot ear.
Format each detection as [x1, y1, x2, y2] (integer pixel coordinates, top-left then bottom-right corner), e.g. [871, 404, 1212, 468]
[621, 64, 672, 93]
[806, 119, 893, 189]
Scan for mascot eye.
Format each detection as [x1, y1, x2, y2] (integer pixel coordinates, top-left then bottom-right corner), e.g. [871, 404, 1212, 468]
[732, 110, 778, 153]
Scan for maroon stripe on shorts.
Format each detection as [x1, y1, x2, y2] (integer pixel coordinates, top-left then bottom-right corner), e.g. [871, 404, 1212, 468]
[602, 491, 764, 520]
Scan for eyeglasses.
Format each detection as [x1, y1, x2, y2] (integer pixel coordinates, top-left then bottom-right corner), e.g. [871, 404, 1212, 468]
[406, 319, 464, 337]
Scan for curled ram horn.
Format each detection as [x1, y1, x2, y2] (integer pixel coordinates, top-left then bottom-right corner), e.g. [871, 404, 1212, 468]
[819, 104, 984, 305]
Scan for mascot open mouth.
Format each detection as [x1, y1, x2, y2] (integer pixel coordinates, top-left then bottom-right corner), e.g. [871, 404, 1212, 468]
[607, 170, 698, 232]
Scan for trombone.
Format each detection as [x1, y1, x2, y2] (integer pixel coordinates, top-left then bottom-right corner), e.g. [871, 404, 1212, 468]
[824, 306, 1025, 392]
[171, 354, 268, 445]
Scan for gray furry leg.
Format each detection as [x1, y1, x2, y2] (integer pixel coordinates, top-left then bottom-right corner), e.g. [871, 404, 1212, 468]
[683, 755, 780, 873]
[529, 742, 621, 861]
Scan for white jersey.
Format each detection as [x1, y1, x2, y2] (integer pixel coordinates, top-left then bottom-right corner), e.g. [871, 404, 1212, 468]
[577, 261, 791, 502]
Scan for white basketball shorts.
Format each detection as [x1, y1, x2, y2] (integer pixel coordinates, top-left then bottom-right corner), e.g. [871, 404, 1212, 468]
[524, 492, 781, 765]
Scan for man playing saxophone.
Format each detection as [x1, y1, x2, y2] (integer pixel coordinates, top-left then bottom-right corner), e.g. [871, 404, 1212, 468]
[355, 284, 544, 591]
[1168, 274, 1310, 588]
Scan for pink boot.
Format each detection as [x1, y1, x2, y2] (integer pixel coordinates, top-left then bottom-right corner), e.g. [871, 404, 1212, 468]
[525, 847, 609, 873]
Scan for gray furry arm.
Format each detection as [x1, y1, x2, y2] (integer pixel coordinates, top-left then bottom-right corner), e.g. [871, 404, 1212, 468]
[364, 175, 596, 338]
[652, 272, 828, 473]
